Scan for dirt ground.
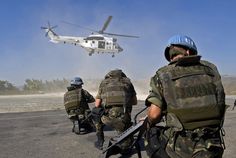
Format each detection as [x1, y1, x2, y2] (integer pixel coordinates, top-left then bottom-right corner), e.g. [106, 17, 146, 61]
[0, 95, 235, 158]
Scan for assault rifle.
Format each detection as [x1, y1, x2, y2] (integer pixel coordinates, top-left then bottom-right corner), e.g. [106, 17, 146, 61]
[80, 112, 93, 124]
[102, 106, 148, 158]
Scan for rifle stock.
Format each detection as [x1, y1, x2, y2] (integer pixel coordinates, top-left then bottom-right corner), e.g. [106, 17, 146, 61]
[103, 106, 148, 155]
[102, 120, 144, 153]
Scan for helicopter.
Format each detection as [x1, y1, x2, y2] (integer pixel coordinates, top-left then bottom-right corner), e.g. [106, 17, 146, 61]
[41, 16, 139, 57]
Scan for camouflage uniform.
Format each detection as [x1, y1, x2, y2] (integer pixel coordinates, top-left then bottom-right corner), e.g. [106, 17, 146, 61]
[64, 85, 95, 133]
[145, 55, 226, 158]
[93, 69, 137, 150]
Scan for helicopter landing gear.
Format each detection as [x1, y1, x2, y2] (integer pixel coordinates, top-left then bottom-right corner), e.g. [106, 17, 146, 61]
[89, 50, 94, 56]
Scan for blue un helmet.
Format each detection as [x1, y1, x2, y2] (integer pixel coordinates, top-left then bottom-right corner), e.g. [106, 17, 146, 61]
[164, 35, 198, 61]
[70, 77, 83, 86]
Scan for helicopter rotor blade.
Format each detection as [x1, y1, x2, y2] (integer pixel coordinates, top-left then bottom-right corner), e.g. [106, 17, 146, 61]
[41, 25, 57, 30]
[61, 18, 139, 38]
[103, 32, 139, 38]
[41, 26, 47, 29]
[99, 16, 113, 33]
[47, 21, 51, 28]
[51, 25, 58, 29]
[61, 20, 97, 33]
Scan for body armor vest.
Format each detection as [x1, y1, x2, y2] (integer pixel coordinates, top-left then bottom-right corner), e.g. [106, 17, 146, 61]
[157, 57, 223, 129]
[101, 77, 130, 107]
[64, 88, 82, 111]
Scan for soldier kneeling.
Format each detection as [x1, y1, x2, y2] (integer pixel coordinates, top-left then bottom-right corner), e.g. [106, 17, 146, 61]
[92, 69, 137, 153]
[64, 77, 95, 134]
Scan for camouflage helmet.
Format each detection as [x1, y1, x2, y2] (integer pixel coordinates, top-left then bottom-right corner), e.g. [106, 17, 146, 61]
[105, 69, 126, 79]
[164, 35, 198, 61]
[70, 77, 83, 86]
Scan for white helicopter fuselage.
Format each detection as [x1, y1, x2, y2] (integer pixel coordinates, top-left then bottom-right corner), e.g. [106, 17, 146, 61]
[42, 16, 138, 57]
[82, 34, 123, 54]
[45, 28, 123, 56]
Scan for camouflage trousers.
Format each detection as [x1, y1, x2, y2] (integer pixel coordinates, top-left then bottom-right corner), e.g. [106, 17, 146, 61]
[94, 107, 129, 132]
[145, 126, 224, 158]
[94, 106, 132, 149]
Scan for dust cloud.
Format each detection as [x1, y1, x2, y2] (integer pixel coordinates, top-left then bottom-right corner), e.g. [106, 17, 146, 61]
[0, 79, 150, 113]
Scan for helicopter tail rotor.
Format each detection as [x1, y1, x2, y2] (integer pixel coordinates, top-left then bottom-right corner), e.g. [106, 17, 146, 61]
[41, 22, 58, 37]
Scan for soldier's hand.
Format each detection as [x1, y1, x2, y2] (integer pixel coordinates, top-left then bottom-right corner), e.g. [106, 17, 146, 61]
[139, 115, 147, 122]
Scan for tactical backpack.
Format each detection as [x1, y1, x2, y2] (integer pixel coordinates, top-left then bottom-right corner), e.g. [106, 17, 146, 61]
[64, 88, 82, 111]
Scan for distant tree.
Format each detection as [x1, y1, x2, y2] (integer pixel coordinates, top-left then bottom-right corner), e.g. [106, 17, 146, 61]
[23, 78, 69, 93]
[0, 80, 20, 94]
[23, 79, 43, 92]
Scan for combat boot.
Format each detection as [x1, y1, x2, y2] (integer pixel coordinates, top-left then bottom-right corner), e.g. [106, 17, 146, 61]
[72, 120, 80, 134]
[94, 132, 104, 150]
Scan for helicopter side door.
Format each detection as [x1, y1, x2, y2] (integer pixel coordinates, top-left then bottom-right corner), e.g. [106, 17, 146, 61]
[98, 41, 105, 49]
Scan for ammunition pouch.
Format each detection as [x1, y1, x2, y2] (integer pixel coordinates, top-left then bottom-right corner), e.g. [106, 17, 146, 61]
[67, 109, 81, 119]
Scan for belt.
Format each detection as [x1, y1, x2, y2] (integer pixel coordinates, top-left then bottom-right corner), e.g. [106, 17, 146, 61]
[179, 127, 220, 140]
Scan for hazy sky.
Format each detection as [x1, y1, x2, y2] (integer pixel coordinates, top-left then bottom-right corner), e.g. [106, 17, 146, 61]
[1, 0, 235, 86]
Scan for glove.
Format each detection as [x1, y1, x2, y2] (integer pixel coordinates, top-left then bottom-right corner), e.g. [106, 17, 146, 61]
[91, 107, 105, 123]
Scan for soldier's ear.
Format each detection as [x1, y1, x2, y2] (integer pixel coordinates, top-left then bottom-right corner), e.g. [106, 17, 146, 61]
[145, 100, 152, 107]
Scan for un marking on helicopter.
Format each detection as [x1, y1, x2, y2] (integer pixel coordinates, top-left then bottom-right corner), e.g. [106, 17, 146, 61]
[41, 16, 139, 57]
